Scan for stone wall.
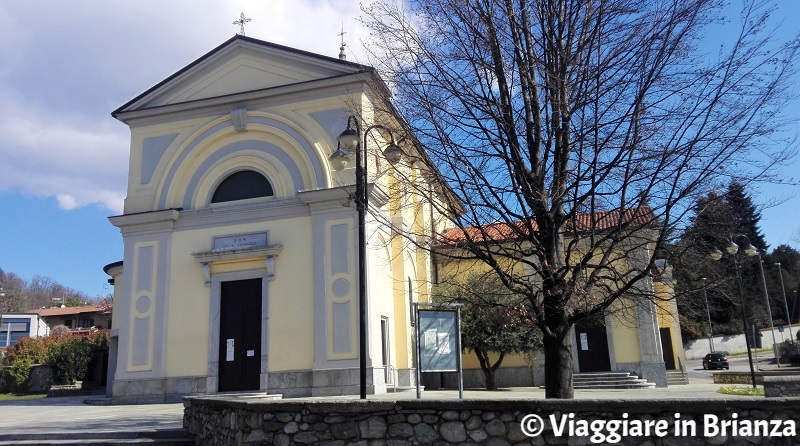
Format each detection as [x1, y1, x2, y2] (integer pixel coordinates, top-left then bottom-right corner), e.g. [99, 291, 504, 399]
[184, 396, 800, 445]
[712, 370, 800, 385]
[764, 376, 800, 398]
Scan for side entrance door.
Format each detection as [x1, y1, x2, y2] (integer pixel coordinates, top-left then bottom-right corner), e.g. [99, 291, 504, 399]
[218, 278, 262, 392]
[660, 327, 676, 370]
[575, 315, 612, 373]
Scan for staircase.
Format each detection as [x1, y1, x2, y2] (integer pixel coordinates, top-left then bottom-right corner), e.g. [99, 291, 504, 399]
[572, 372, 656, 389]
[666, 370, 689, 385]
[0, 428, 192, 445]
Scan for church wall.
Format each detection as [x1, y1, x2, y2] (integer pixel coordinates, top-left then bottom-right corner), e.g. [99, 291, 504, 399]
[164, 215, 315, 377]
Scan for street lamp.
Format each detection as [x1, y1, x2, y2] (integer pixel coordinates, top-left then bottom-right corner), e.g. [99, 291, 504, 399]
[700, 277, 714, 352]
[754, 253, 780, 366]
[774, 263, 794, 345]
[708, 234, 758, 388]
[330, 116, 402, 399]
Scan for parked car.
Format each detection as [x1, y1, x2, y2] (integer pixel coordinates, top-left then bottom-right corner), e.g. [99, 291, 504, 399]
[703, 351, 729, 370]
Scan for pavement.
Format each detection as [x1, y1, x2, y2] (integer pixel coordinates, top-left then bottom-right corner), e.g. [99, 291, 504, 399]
[0, 377, 793, 436]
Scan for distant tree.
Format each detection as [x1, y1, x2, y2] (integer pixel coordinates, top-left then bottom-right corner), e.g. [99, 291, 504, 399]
[433, 274, 541, 390]
[0, 269, 27, 313]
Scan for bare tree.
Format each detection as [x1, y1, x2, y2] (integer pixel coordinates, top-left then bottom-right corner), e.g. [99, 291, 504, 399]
[361, 0, 798, 398]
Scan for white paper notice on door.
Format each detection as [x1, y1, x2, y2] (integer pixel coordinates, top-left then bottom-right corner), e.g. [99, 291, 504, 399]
[580, 333, 589, 351]
[246, 350, 255, 357]
[226, 339, 235, 361]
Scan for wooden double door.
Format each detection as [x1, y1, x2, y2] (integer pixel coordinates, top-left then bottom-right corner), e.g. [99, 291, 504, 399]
[575, 316, 611, 373]
[218, 279, 262, 392]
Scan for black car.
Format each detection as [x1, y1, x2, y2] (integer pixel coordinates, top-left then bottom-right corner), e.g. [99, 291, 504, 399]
[703, 351, 730, 370]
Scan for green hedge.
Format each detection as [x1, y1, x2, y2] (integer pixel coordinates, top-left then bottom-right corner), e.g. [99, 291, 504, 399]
[0, 332, 109, 393]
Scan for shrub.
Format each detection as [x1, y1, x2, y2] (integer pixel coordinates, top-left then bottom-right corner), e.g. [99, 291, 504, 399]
[50, 325, 71, 337]
[6, 359, 33, 393]
[48, 337, 93, 385]
[3, 331, 110, 389]
[4, 336, 54, 366]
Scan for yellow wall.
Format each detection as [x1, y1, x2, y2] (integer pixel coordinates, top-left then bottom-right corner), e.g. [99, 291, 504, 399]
[163, 216, 314, 377]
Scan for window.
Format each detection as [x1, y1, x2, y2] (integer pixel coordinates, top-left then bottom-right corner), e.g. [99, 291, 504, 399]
[0, 319, 30, 347]
[77, 319, 94, 329]
[211, 170, 274, 203]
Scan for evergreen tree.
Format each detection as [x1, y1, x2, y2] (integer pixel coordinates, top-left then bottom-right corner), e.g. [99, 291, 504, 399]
[674, 181, 770, 341]
[764, 245, 800, 328]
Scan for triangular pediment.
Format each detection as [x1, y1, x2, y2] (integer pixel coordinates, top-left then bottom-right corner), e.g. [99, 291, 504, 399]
[114, 35, 372, 116]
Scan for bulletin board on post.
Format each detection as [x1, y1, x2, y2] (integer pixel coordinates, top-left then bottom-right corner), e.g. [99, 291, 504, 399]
[413, 302, 463, 399]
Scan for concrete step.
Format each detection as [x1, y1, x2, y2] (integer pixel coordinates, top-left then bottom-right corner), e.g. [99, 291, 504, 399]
[572, 372, 657, 389]
[0, 429, 192, 446]
[386, 385, 422, 393]
[666, 371, 689, 385]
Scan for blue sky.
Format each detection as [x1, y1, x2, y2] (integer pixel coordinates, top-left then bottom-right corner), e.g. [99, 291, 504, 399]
[0, 1, 798, 298]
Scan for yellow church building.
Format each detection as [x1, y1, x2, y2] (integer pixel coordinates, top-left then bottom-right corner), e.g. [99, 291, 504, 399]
[104, 35, 685, 403]
[104, 35, 441, 403]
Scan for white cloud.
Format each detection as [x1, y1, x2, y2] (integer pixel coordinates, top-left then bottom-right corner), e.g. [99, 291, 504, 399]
[0, 0, 371, 215]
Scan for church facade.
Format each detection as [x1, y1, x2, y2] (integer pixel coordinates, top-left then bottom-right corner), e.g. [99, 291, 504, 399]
[104, 35, 438, 403]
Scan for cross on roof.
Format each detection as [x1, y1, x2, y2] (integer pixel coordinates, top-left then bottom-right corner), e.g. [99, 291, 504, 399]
[338, 23, 347, 60]
[233, 12, 252, 35]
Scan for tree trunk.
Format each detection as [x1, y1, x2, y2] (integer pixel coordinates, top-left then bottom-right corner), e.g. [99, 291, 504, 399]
[475, 349, 496, 390]
[484, 366, 496, 391]
[543, 327, 574, 399]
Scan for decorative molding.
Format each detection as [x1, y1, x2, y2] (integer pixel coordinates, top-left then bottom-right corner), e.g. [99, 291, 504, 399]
[266, 256, 276, 281]
[193, 245, 282, 284]
[192, 244, 283, 264]
[201, 263, 211, 286]
[231, 108, 248, 132]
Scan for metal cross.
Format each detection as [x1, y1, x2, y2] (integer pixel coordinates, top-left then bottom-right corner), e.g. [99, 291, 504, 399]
[233, 12, 252, 35]
[337, 23, 347, 60]
[338, 23, 347, 47]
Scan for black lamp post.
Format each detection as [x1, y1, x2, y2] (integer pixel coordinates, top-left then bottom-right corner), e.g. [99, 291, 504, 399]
[329, 116, 402, 399]
[774, 263, 794, 345]
[709, 234, 757, 388]
[700, 277, 714, 352]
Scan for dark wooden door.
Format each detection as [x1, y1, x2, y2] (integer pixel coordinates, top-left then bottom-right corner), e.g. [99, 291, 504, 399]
[660, 327, 676, 370]
[218, 279, 262, 392]
[575, 316, 611, 373]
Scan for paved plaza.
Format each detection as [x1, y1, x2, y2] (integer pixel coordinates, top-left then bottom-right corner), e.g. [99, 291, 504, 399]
[0, 381, 780, 437]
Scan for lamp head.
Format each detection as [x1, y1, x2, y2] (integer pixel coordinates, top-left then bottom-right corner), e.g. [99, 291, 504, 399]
[725, 241, 739, 255]
[709, 248, 723, 261]
[383, 142, 403, 165]
[328, 148, 350, 171]
[337, 126, 359, 150]
[743, 243, 758, 257]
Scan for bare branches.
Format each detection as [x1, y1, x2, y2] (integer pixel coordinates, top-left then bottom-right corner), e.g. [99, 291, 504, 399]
[362, 0, 798, 396]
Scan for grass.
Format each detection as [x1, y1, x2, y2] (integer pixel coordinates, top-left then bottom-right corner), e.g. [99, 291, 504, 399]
[0, 393, 47, 401]
[717, 386, 765, 396]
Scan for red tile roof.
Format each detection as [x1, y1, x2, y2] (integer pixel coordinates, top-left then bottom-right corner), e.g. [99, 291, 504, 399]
[437, 207, 655, 246]
[30, 305, 109, 317]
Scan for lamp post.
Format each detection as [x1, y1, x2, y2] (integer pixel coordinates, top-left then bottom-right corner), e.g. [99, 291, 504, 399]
[754, 254, 780, 366]
[775, 263, 794, 345]
[700, 277, 714, 352]
[709, 234, 758, 388]
[330, 116, 402, 399]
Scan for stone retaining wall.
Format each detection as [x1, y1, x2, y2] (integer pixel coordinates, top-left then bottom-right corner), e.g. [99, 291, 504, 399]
[712, 370, 799, 385]
[764, 376, 800, 398]
[183, 396, 800, 445]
